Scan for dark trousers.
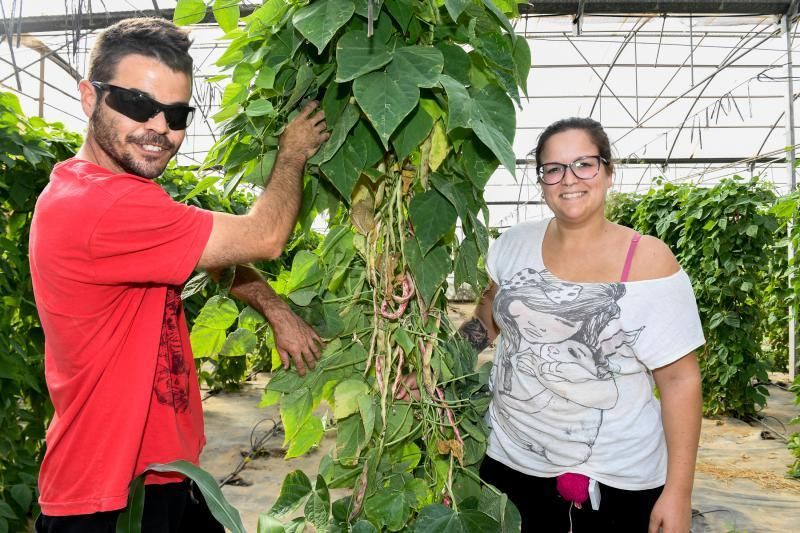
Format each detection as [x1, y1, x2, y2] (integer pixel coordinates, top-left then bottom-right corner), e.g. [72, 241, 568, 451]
[480, 455, 663, 533]
[35, 479, 224, 533]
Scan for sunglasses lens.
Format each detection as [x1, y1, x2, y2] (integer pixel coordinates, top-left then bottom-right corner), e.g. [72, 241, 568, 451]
[104, 87, 158, 122]
[164, 107, 194, 130]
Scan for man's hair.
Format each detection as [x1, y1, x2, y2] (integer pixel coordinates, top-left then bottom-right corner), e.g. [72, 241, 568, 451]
[87, 17, 193, 82]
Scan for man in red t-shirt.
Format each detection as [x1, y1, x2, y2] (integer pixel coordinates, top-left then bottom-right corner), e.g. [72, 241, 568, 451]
[29, 17, 329, 532]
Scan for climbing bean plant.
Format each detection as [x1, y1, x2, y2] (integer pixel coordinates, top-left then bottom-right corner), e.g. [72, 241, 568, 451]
[177, 0, 529, 530]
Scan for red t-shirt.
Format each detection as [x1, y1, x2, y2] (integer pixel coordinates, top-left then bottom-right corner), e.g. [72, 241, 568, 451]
[29, 158, 214, 516]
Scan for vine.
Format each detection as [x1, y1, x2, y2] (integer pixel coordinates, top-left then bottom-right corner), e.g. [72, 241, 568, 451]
[177, 0, 530, 530]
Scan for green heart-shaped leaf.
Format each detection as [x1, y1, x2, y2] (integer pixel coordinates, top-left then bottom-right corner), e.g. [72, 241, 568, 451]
[220, 328, 258, 357]
[269, 470, 313, 517]
[336, 31, 395, 82]
[293, 0, 356, 54]
[414, 504, 499, 533]
[391, 105, 434, 161]
[386, 46, 444, 88]
[174, 0, 206, 26]
[354, 71, 419, 148]
[405, 239, 451, 305]
[409, 189, 457, 255]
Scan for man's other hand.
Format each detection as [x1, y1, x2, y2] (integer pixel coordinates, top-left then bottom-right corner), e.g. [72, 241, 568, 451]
[269, 305, 323, 376]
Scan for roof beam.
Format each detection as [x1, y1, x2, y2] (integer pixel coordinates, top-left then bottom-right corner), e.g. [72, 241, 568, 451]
[521, 1, 793, 15]
[516, 156, 791, 167]
[1, 3, 797, 37]
[2, 2, 796, 35]
[0, 6, 257, 35]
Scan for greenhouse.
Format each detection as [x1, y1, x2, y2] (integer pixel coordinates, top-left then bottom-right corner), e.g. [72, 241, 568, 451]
[1, 0, 798, 532]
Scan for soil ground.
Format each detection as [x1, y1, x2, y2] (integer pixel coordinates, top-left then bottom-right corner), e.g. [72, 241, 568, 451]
[200, 304, 800, 532]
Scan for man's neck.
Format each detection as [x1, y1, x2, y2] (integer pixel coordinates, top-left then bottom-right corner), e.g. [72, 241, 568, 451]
[76, 135, 123, 174]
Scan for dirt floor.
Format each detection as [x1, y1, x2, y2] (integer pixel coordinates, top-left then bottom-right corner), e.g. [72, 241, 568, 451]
[200, 304, 800, 532]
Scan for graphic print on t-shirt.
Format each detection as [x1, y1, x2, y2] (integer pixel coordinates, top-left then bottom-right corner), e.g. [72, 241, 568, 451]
[154, 285, 190, 413]
[492, 267, 644, 467]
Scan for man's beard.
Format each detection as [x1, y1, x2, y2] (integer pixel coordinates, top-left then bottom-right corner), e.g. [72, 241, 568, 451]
[90, 105, 178, 180]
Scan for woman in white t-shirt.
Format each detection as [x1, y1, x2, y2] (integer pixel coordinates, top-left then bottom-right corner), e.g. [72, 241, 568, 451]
[458, 118, 705, 532]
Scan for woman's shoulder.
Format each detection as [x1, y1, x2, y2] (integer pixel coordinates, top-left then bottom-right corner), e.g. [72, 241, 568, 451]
[627, 231, 681, 282]
[507, 218, 549, 233]
[493, 218, 548, 247]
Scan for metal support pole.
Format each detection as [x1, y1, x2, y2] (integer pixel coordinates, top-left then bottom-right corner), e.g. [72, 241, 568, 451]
[37, 52, 44, 118]
[782, 4, 798, 380]
[791, 222, 797, 381]
[573, 0, 585, 36]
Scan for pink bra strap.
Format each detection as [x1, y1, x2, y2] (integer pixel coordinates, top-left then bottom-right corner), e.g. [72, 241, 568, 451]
[620, 233, 642, 282]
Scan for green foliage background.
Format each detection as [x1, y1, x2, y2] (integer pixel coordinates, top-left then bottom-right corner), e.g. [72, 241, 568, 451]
[0, 92, 80, 532]
[606, 178, 798, 417]
[158, 169, 324, 391]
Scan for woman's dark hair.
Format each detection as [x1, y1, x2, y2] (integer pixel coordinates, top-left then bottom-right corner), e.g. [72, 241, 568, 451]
[88, 17, 193, 83]
[534, 117, 614, 174]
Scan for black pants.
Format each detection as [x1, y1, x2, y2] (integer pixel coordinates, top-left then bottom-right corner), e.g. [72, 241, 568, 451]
[35, 479, 224, 533]
[480, 455, 663, 533]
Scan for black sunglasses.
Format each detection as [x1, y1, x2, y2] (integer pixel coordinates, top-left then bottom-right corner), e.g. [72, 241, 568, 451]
[91, 81, 195, 131]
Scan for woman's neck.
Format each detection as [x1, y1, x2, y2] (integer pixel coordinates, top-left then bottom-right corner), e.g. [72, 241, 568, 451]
[549, 214, 611, 249]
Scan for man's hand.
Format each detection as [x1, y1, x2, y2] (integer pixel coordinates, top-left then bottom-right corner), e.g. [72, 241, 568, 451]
[207, 265, 323, 375]
[280, 101, 329, 161]
[268, 303, 323, 376]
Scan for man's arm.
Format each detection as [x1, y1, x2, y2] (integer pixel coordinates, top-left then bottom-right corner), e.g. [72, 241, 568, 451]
[209, 265, 322, 376]
[197, 102, 329, 270]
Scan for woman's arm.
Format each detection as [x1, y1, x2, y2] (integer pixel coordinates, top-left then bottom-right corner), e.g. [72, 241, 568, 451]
[395, 282, 500, 401]
[649, 352, 702, 533]
[457, 281, 500, 352]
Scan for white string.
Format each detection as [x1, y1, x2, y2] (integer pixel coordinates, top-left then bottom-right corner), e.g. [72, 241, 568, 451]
[568, 501, 574, 533]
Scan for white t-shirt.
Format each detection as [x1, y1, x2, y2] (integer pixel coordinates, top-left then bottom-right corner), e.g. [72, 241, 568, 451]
[484, 219, 705, 490]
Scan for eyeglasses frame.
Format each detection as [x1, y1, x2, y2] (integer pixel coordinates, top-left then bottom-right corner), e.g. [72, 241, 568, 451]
[536, 155, 610, 186]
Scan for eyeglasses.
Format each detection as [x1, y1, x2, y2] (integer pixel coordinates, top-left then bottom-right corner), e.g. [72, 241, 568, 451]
[91, 81, 195, 131]
[536, 155, 609, 185]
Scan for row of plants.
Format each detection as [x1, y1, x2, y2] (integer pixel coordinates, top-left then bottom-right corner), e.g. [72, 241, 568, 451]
[606, 177, 798, 416]
[774, 190, 800, 478]
[606, 180, 799, 476]
[0, 92, 81, 533]
[177, 0, 530, 530]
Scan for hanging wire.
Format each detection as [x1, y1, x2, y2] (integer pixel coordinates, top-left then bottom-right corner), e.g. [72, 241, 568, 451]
[757, 64, 800, 81]
[665, 143, 800, 184]
[0, 0, 22, 90]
